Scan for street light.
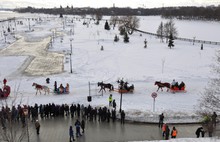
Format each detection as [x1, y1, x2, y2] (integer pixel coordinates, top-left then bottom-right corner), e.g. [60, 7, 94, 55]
[70, 53, 73, 73]
[69, 38, 73, 73]
[70, 38, 73, 54]
[119, 86, 123, 113]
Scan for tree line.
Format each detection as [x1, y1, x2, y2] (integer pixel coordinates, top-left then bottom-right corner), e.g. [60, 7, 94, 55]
[14, 5, 220, 21]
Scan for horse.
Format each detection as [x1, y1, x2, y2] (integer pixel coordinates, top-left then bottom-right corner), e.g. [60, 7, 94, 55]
[154, 81, 171, 92]
[97, 82, 114, 92]
[32, 83, 50, 95]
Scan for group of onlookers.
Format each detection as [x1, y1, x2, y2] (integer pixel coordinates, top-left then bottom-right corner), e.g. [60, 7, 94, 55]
[158, 112, 218, 140]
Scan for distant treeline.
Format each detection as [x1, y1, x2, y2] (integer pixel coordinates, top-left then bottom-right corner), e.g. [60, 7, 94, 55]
[14, 5, 220, 21]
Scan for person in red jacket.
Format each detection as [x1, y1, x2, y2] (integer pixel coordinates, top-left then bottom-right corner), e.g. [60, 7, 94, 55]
[3, 78, 7, 86]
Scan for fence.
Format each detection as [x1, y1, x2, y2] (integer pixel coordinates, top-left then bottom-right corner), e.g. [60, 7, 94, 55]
[132, 28, 220, 46]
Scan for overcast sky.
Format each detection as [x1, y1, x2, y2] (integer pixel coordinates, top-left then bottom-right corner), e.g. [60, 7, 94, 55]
[0, 0, 220, 9]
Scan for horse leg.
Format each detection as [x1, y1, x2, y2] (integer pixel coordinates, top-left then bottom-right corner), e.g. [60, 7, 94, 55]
[161, 88, 163, 91]
[157, 87, 159, 92]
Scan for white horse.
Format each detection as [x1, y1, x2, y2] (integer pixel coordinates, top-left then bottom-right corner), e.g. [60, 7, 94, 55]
[32, 83, 50, 95]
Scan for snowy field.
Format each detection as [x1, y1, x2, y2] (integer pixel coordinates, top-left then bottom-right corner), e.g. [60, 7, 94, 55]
[0, 10, 220, 142]
[0, 11, 220, 126]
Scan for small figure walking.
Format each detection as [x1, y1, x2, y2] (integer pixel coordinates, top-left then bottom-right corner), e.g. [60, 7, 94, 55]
[165, 125, 170, 140]
[3, 78, 7, 86]
[46, 78, 50, 84]
[109, 94, 113, 106]
[113, 99, 116, 110]
[54, 81, 57, 92]
[75, 119, 82, 137]
[81, 119, 85, 133]
[69, 126, 75, 141]
[35, 120, 40, 135]
[121, 110, 125, 124]
[171, 126, 177, 138]
[159, 113, 164, 128]
[144, 39, 147, 48]
[212, 112, 217, 127]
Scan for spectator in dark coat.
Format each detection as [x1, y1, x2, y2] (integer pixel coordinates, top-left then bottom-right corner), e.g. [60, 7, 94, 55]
[212, 112, 217, 127]
[113, 99, 116, 110]
[35, 120, 40, 135]
[195, 127, 204, 138]
[112, 109, 116, 122]
[159, 113, 164, 128]
[75, 119, 82, 137]
[165, 125, 170, 140]
[81, 119, 85, 133]
[69, 126, 75, 141]
[121, 110, 125, 124]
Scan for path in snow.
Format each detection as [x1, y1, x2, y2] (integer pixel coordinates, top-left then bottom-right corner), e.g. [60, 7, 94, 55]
[0, 36, 64, 76]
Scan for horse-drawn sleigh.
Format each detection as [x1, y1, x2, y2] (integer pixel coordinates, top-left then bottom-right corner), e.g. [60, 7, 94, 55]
[97, 79, 134, 94]
[154, 81, 186, 93]
[0, 85, 11, 98]
[117, 79, 134, 93]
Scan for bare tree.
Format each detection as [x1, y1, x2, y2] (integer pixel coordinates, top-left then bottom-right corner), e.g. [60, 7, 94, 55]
[109, 15, 119, 28]
[164, 19, 178, 43]
[118, 16, 140, 35]
[0, 83, 29, 142]
[95, 9, 103, 25]
[156, 22, 164, 42]
[197, 51, 220, 137]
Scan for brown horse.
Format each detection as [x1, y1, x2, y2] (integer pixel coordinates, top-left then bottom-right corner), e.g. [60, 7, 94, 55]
[32, 83, 50, 95]
[97, 82, 114, 92]
[154, 81, 170, 92]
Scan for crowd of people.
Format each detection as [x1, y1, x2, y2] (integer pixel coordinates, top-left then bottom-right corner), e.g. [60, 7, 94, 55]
[0, 100, 126, 140]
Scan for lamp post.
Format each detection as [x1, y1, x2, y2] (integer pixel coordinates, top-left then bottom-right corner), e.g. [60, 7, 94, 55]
[70, 38, 73, 54]
[70, 53, 73, 73]
[119, 86, 123, 113]
[69, 38, 73, 73]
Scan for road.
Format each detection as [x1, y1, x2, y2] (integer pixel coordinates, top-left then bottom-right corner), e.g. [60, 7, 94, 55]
[25, 116, 210, 142]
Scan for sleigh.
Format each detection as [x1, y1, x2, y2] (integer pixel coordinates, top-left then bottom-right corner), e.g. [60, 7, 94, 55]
[118, 88, 134, 93]
[170, 86, 186, 93]
[54, 89, 69, 95]
[0, 85, 11, 99]
[54, 83, 69, 95]
[116, 79, 134, 93]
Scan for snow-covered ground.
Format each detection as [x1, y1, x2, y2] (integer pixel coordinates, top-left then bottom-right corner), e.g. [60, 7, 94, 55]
[0, 11, 220, 125]
[0, 10, 220, 142]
